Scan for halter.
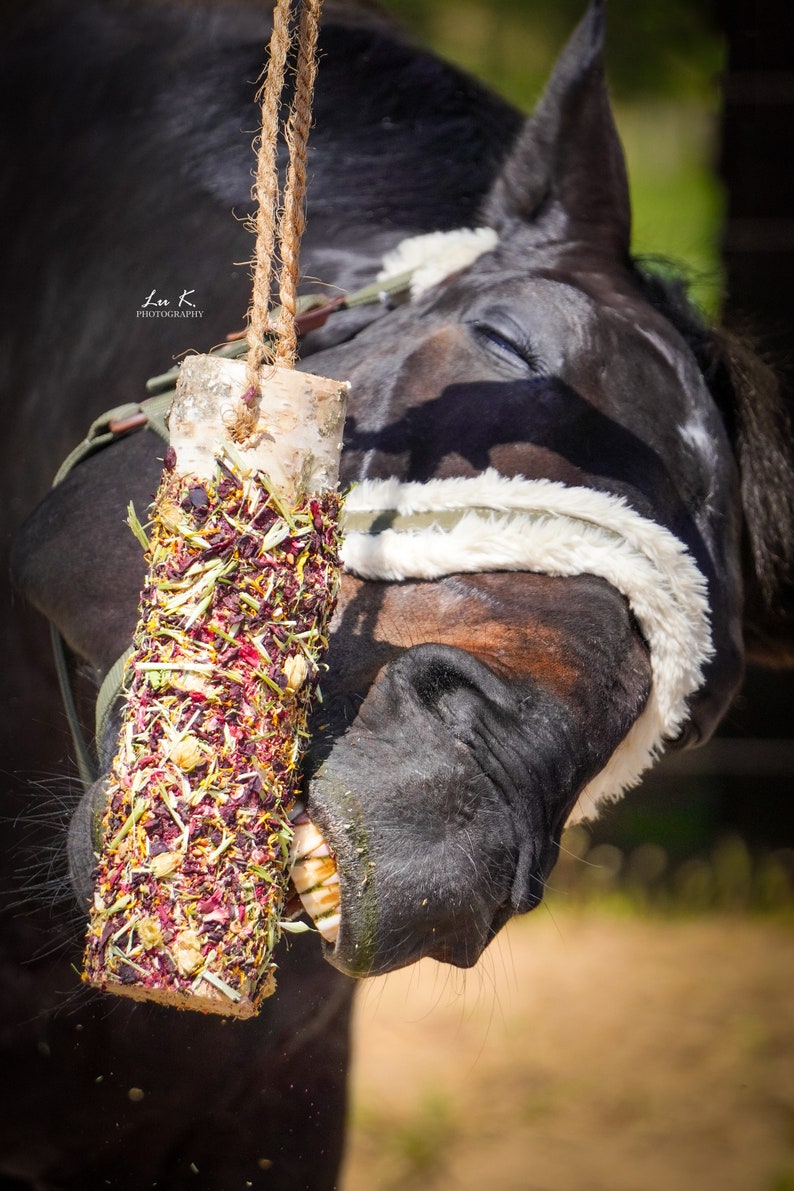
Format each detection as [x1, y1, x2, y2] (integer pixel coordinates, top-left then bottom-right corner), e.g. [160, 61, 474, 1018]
[343, 470, 713, 822]
[49, 228, 713, 824]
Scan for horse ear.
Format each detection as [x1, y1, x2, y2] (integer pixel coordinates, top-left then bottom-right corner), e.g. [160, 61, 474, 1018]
[483, 0, 631, 260]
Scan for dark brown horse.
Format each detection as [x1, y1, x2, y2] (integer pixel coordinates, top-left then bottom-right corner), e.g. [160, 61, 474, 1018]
[3, 1, 793, 1187]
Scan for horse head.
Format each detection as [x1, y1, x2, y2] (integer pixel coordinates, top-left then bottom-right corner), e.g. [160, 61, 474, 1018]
[295, 2, 782, 976]
[13, 1, 794, 984]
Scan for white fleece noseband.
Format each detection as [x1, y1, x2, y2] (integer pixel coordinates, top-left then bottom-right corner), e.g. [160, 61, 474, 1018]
[378, 227, 499, 299]
[340, 469, 713, 824]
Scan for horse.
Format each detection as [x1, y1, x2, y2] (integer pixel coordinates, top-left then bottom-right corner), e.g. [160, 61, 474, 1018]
[2, 0, 793, 1186]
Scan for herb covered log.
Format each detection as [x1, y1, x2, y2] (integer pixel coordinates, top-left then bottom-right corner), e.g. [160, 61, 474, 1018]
[83, 357, 347, 1017]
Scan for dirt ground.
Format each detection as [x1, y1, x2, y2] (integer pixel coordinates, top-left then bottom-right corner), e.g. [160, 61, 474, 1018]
[341, 909, 794, 1191]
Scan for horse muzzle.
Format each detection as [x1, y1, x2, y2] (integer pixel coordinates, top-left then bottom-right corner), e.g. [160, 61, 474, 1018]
[305, 643, 578, 977]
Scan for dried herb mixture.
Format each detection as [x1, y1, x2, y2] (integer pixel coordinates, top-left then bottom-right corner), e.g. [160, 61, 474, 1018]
[83, 451, 342, 1016]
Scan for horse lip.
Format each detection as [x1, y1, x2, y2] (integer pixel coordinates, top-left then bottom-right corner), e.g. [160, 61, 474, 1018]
[67, 777, 108, 908]
[304, 765, 381, 978]
[303, 752, 527, 979]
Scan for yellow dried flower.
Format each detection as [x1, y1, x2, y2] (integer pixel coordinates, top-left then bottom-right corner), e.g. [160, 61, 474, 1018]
[158, 502, 186, 532]
[169, 734, 205, 771]
[138, 917, 164, 949]
[283, 653, 309, 695]
[149, 851, 182, 879]
[175, 929, 203, 976]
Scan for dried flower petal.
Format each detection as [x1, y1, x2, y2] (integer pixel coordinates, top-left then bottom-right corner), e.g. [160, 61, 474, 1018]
[283, 653, 309, 695]
[149, 852, 182, 879]
[82, 457, 342, 1017]
[138, 917, 164, 949]
[175, 929, 204, 975]
[168, 735, 204, 771]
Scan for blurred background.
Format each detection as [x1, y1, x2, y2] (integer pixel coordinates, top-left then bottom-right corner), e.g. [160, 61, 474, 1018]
[343, 3, 794, 1188]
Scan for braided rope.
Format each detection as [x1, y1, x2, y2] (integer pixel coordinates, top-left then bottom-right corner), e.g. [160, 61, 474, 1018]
[236, 0, 322, 439]
[274, 0, 321, 366]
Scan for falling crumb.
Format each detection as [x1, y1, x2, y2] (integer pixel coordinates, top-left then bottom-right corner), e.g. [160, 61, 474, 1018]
[128, 1087, 145, 1102]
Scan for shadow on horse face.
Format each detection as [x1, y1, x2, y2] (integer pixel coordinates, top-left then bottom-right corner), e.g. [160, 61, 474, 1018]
[324, 266, 727, 557]
[300, 253, 731, 975]
[286, 4, 753, 976]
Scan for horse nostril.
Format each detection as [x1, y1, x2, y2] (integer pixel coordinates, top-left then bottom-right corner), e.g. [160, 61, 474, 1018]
[401, 642, 507, 719]
[411, 655, 478, 713]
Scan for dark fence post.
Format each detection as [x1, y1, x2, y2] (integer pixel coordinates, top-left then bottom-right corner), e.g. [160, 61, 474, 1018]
[715, 0, 794, 838]
[718, 0, 794, 403]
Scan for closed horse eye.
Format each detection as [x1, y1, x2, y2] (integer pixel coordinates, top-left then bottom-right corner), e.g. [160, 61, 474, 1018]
[469, 319, 541, 373]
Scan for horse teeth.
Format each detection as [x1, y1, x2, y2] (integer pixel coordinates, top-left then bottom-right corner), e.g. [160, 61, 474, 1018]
[313, 913, 341, 944]
[297, 882, 342, 934]
[287, 818, 342, 937]
[291, 854, 338, 890]
[289, 819, 330, 861]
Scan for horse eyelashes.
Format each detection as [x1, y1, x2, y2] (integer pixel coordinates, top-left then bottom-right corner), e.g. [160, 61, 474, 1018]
[470, 319, 542, 373]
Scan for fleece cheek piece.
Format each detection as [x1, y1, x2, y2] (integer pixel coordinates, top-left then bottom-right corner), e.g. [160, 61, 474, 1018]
[339, 468, 714, 823]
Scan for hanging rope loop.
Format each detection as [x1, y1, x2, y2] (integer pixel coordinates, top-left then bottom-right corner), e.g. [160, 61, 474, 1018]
[273, 0, 321, 367]
[236, 0, 322, 441]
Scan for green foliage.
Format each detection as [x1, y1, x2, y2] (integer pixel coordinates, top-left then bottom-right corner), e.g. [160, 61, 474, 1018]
[379, 0, 723, 106]
[379, 0, 726, 314]
[618, 102, 725, 316]
[549, 827, 794, 918]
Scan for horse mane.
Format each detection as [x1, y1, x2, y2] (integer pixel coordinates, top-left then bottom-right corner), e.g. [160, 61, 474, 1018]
[636, 263, 794, 665]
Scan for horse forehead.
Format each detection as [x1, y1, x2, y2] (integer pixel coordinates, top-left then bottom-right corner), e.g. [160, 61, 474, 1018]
[434, 269, 598, 340]
[465, 267, 701, 404]
[336, 272, 597, 401]
[370, 269, 688, 418]
[397, 267, 676, 385]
